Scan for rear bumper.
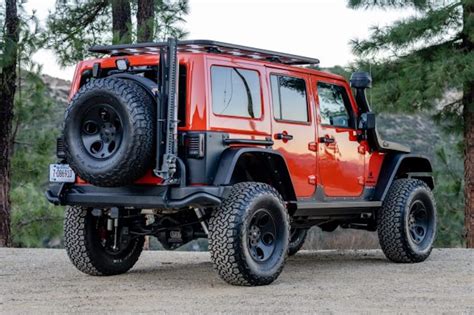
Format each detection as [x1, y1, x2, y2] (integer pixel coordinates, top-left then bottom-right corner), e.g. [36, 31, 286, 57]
[46, 183, 229, 209]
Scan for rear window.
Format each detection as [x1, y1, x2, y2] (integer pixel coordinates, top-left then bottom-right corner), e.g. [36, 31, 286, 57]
[270, 75, 308, 122]
[211, 66, 262, 119]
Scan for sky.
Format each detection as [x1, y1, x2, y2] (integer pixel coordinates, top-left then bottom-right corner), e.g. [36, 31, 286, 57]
[25, 0, 415, 81]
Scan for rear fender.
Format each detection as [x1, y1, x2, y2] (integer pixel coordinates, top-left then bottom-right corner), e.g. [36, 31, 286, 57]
[213, 148, 297, 207]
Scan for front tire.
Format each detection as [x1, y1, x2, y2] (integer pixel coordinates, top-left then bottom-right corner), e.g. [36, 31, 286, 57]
[209, 182, 290, 286]
[64, 206, 144, 276]
[378, 179, 437, 263]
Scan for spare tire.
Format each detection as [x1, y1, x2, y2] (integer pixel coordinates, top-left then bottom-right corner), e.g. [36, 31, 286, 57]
[64, 78, 155, 187]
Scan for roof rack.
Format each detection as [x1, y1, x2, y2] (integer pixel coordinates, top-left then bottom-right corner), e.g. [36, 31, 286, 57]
[89, 39, 320, 66]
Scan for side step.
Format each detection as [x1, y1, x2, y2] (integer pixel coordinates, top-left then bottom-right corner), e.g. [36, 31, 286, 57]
[294, 201, 382, 217]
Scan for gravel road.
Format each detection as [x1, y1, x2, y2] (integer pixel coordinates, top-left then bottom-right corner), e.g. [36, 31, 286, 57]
[1, 248, 473, 313]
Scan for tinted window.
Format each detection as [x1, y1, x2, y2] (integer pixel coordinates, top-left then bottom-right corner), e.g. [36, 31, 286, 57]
[211, 66, 261, 118]
[271, 75, 308, 122]
[317, 82, 352, 128]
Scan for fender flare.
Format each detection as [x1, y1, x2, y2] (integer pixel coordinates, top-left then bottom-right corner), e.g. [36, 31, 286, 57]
[213, 147, 297, 203]
[374, 153, 434, 201]
[108, 73, 158, 99]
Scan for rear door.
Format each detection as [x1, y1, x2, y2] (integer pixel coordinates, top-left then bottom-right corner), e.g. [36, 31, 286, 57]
[314, 79, 365, 197]
[268, 69, 316, 198]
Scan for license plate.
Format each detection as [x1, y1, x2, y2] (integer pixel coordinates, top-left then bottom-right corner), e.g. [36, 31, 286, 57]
[49, 164, 76, 183]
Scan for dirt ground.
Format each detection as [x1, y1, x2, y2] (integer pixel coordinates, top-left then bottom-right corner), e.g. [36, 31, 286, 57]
[1, 248, 473, 313]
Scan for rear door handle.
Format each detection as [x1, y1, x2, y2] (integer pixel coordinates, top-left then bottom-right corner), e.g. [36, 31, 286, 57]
[319, 136, 335, 144]
[275, 133, 294, 141]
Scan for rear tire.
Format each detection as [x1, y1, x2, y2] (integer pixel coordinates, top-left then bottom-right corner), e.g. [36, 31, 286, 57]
[378, 179, 437, 263]
[64, 206, 144, 276]
[209, 182, 290, 286]
[288, 228, 307, 256]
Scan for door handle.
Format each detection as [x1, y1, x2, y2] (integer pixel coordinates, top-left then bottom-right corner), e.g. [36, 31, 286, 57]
[319, 136, 335, 144]
[275, 133, 294, 141]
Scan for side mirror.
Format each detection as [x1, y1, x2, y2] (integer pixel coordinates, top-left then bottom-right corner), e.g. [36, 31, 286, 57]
[359, 112, 376, 130]
[350, 72, 372, 89]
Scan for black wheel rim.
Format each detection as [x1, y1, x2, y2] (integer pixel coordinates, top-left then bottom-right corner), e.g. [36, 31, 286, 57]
[80, 104, 123, 159]
[408, 200, 430, 245]
[247, 209, 277, 262]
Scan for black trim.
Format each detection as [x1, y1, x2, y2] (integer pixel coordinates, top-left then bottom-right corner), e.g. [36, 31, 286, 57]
[214, 148, 287, 185]
[223, 138, 274, 146]
[89, 39, 320, 66]
[299, 185, 376, 203]
[213, 147, 296, 202]
[294, 201, 381, 217]
[374, 153, 434, 201]
[46, 184, 230, 209]
[351, 80, 410, 154]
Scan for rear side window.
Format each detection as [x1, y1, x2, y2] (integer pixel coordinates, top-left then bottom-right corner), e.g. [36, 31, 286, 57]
[317, 82, 353, 128]
[270, 75, 308, 122]
[211, 66, 262, 119]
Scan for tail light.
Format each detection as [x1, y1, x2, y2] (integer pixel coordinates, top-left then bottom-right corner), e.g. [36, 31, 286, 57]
[185, 133, 205, 159]
[56, 137, 66, 159]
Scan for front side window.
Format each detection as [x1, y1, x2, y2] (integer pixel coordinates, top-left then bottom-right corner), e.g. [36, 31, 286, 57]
[270, 75, 308, 122]
[211, 66, 262, 119]
[317, 82, 352, 128]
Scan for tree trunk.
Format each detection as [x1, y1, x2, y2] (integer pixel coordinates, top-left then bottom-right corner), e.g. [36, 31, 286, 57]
[0, 0, 19, 247]
[464, 84, 474, 248]
[463, 1, 474, 248]
[111, 0, 132, 44]
[137, 0, 155, 42]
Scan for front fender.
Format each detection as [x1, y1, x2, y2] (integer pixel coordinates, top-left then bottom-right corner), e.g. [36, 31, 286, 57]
[374, 153, 434, 201]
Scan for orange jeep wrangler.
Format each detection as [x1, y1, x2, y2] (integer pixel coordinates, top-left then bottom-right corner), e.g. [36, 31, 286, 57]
[47, 39, 436, 286]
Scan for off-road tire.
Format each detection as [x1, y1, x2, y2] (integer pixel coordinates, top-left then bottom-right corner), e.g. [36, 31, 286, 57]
[378, 179, 437, 263]
[64, 78, 155, 187]
[288, 228, 307, 256]
[209, 182, 290, 286]
[64, 206, 144, 276]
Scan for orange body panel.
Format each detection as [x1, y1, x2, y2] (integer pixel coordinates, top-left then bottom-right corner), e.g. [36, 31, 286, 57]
[312, 77, 365, 197]
[68, 52, 386, 198]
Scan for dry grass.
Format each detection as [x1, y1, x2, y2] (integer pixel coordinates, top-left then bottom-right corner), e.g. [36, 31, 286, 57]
[303, 227, 380, 250]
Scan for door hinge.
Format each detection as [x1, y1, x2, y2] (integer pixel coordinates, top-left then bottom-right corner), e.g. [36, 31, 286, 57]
[357, 176, 365, 185]
[308, 175, 317, 185]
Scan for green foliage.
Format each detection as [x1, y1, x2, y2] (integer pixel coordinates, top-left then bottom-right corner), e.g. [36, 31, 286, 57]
[139, 0, 189, 40]
[348, 0, 430, 10]
[47, 0, 189, 66]
[46, 0, 110, 66]
[10, 184, 63, 248]
[2, 4, 65, 247]
[10, 68, 64, 248]
[348, 0, 472, 246]
[351, 3, 462, 56]
[433, 146, 465, 247]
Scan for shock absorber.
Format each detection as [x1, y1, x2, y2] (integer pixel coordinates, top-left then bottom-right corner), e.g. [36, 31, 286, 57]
[193, 208, 209, 235]
[108, 207, 120, 250]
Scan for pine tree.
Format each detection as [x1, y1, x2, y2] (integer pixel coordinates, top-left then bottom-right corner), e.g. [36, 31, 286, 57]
[47, 0, 189, 66]
[0, 0, 19, 247]
[348, 0, 474, 247]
